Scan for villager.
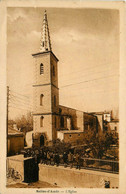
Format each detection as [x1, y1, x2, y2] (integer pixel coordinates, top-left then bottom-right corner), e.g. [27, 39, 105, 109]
[31, 150, 35, 158]
[51, 152, 55, 165]
[47, 151, 51, 165]
[75, 152, 81, 170]
[50, 151, 53, 165]
[63, 152, 68, 167]
[39, 149, 43, 163]
[68, 152, 74, 168]
[55, 152, 60, 166]
[44, 151, 47, 164]
[34, 154, 38, 164]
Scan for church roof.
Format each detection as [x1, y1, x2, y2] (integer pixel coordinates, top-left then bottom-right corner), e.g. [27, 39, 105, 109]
[40, 10, 52, 52]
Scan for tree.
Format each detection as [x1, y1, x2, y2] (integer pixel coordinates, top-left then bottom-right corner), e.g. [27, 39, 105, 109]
[47, 139, 71, 154]
[15, 112, 33, 133]
[83, 129, 118, 159]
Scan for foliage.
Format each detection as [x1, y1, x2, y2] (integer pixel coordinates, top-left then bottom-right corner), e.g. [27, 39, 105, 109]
[83, 129, 119, 159]
[47, 139, 71, 154]
[14, 112, 33, 133]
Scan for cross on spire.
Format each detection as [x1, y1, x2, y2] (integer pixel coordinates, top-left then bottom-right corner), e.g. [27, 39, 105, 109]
[40, 10, 52, 52]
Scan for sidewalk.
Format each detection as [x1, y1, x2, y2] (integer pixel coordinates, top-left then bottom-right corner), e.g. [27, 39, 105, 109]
[6, 178, 59, 188]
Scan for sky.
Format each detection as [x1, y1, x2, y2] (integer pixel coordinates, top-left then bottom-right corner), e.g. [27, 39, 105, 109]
[7, 7, 119, 120]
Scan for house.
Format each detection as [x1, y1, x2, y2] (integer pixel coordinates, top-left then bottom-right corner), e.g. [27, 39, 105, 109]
[8, 125, 24, 156]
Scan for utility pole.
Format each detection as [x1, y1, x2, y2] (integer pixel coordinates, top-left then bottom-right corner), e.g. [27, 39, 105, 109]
[7, 86, 9, 156]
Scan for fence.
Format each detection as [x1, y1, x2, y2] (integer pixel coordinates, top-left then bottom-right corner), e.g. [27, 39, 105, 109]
[21, 148, 119, 174]
[80, 157, 119, 174]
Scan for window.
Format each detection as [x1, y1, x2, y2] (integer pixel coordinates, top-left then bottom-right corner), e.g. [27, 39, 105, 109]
[40, 63, 44, 74]
[60, 116, 64, 128]
[40, 94, 44, 106]
[40, 116, 44, 127]
[55, 116, 57, 128]
[54, 95, 56, 107]
[53, 65, 55, 76]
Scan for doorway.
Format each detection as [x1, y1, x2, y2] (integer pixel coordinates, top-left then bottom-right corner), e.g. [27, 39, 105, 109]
[40, 135, 44, 146]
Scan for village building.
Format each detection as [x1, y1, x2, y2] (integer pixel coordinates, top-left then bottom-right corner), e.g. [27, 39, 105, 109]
[8, 124, 24, 156]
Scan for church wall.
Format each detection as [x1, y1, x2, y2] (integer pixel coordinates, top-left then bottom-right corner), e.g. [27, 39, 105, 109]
[33, 53, 51, 85]
[84, 113, 97, 132]
[95, 114, 103, 132]
[50, 55, 58, 87]
[76, 110, 84, 131]
[51, 85, 59, 113]
[33, 115, 52, 140]
[58, 105, 77, 130]
[33, 85, 52, 114]
[52, 115, 58, 139]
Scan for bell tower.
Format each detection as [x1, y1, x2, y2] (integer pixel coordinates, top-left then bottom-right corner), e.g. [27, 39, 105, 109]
[32, 10, 59, 141]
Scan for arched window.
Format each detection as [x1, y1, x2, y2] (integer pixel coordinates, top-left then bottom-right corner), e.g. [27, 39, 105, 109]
[40, 116, 44, 127]
[54, 95, 56, 107]
[40, 94, 44, 106]
[60, 116, 64, 128]
[55, 116, 57, 128]
[40, 63, 44, 74]
[53, 65, 55, 76]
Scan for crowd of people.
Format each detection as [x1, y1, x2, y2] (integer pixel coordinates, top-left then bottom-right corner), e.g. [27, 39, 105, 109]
[23, 148, 83, 170]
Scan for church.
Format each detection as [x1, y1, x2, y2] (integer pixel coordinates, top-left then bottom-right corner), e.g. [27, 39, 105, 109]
[31, 11, 109, 147]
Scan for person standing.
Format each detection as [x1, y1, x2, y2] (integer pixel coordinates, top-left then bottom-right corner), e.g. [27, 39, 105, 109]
[63, 152, 68, 167]
[68, 152, 74, 168]
[75, 152, 81, 170]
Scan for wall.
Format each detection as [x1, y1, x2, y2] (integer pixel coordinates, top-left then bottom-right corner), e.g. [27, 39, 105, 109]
[95, 114, 103, 132]
[57, 131, 64, 141]
[33, 85, 52, 114]
[33, 114, 52, 140]
[64, 132, 84, 143]
[59, 105, 78, 130]
[108, 122, 119, 133]
[7, 155, 24, 181]
[39, 164, 119, 188]
[8, 135, 24, 155]
[51, 85, 59, 113]
[50, 54, 58, 87]
[76, 111, 83, 131]
[33, 53, 51, 85]
[84, 113, 97, 132]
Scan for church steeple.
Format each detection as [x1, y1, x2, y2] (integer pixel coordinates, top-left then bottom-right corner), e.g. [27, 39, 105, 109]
[40, 10, 52, 52]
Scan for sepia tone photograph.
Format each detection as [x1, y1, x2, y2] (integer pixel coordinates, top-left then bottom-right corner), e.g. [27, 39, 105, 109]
[5, 4, 120, 190]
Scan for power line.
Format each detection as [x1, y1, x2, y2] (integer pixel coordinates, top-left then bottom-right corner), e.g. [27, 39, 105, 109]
[60, 88, 118, 99]
[59, 68, 118, 84]
[9, 101, 33, 109]
[10, 90, 30, 99]
[59, 61, 119, 78]
[9, 96, 32, 107]
[59, 79, 119, 93]
[60, 74, 119, 88]
[10, 93, 31, 103]
[9, 105, 32, 111]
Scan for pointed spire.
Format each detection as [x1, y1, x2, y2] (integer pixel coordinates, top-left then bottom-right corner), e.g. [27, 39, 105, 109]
[40, 10, 52, 52]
